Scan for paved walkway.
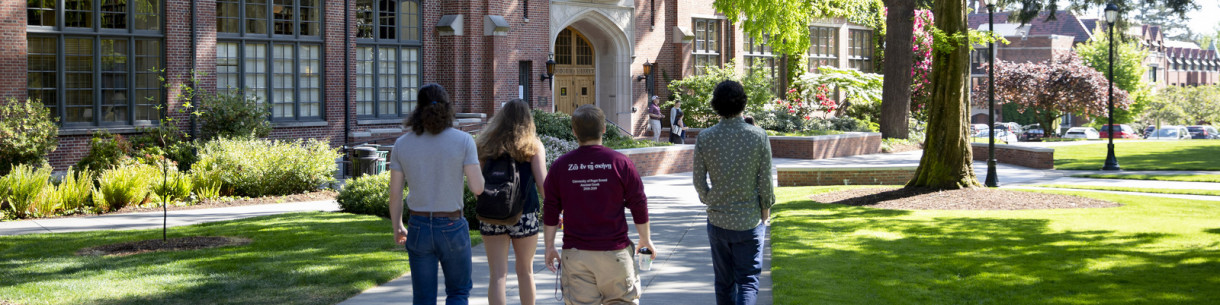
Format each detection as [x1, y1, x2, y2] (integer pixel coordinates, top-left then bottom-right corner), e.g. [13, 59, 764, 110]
[0, 200, 339, 236]
[339, 172, 771, 305]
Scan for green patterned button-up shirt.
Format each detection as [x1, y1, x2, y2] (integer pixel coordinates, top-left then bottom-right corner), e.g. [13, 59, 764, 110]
[693, 116, 775, 231]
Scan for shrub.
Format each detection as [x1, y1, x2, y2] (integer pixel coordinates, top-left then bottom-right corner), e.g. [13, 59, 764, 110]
[0, 99, 59, 175]
[151, 168, 193, 204]
[191, 166, 223, 200]
[336, 172, 401, 219]
[540, 135, 578, 167]
[532, 109, 633, 143]
[199, 92, 272, 140]
[76, 131, 133, 172]
[665, 60, 777, 128]
[0, 164, 53, 218]
[95, 164, 155, 212]
[54, 168, 94, 213]
[193, 138, 338, 197]
[165, 141, 201, 171]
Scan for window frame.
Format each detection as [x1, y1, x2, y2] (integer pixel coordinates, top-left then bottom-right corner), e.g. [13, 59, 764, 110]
[216, 0, 324, 40]
[215, 40, 325, 121]
[807, 25, 838, 73]
[744, 33, 779, 92]
[693, 18, 722, 75]
[847, 29, 874, 73]
[26, 0, 167, 128]
[354, 0, 423, 119]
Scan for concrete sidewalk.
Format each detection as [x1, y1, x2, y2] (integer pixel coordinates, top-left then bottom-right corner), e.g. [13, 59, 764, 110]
[339, 172, 771, 305]
[0, 200, 339, 236]
[773, 150, 1065, 186]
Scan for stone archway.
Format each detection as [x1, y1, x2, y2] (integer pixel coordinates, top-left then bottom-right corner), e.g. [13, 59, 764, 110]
[550, 4, 634, 128]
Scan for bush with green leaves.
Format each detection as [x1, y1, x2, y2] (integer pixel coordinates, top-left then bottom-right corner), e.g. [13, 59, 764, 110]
[190, 165, 224, 200]
[76, 131, 133, 173]
[94, 164, 155, 212]
[532, 109, 634, 145]
[751, 107, 873, 134]
[193, 138, 338, 197]
[199, 92, 272, 140]
[665, 60, 777, 128]
[0, 99, 59, 175]
[54, 168, 94, 213]
[540, 135, 578, 167]
[336, 172, 402, 219]
[0, 164, 53, 218]
[151, 167, 193, 204]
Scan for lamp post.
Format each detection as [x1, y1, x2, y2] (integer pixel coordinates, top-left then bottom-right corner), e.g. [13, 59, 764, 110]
[984, 0, 999, 187]
[541, 53, 556, 90]
[1103, 3, 1121, 170]
[637, 59, 654, 97]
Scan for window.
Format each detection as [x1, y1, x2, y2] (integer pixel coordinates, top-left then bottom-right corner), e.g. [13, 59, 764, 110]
[848, 29, 874, 73]
[355, 0, 421, 118]
[971, 48, 989, 75]
[216, 0, 320, 37]
[744, 33, 778, 92]
[693, 19, 721, 75]
[1149, 66, 1157, 82]
[216, 41, 322, 120]
[808, 26, 837, 72]
[27, 0, 165, 127]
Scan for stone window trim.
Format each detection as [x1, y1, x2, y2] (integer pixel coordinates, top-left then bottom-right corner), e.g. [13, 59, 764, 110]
[216, 41, 325, 122]
[355, 46, 421, 119]
[216, 0, 324, 40]
[26, 0, 167, 128]
[354, 0, 422, 44]
[693, 18, 722, 75]
[744, 33, 779, 93]
[848, 29, 874, 73]
[807, 25, 838, 73]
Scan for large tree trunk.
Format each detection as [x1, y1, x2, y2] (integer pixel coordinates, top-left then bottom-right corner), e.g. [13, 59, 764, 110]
[879, 0, 916, 139]
[907, 0, 980, 189]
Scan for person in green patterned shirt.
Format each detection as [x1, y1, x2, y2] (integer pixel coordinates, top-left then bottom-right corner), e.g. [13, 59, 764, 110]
[692, 80, 775, 305]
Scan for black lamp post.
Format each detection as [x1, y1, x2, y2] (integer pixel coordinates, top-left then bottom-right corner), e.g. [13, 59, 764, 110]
[1103, 3, 1121, 171]
[984, 0, 999, 187]
[541, 53, 556, 89]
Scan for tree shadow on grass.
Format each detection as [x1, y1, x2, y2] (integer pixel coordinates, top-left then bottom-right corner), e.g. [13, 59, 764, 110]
[769, 205, 1220, 305]
[1206, 228, 1220, 235]
[0, 212, 409, 305]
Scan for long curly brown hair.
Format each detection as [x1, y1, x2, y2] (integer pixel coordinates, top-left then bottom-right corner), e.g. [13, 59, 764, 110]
[476, 99, 541, 163]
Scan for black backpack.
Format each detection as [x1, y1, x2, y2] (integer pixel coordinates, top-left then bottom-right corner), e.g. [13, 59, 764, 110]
[476, 154, 526, 226]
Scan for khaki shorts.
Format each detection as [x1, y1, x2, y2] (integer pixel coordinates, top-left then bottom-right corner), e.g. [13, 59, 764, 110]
[561, 247, 640, 305]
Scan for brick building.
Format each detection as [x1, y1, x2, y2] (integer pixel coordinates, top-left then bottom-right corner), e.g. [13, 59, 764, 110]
[1131, 25, 1220, 88]
[0, 0, 875, 169]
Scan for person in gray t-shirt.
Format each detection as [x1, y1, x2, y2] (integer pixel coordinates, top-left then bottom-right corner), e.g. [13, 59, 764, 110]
[387, 83, 484, 304]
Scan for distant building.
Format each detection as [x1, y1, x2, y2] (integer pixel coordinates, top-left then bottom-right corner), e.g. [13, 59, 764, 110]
[1131, 24, 1220, 89]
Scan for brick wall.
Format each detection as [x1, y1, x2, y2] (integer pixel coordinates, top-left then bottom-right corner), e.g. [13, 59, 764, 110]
[777, 166, 916, 186]
[619, 145, 695, 177]
[769, 132, 881, 160]
[970, 143, 1054, 169]
[0, 0, 26, 99]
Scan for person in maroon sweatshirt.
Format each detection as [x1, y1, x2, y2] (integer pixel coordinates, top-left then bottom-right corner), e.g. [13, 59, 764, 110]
[543, 105, 656, 305]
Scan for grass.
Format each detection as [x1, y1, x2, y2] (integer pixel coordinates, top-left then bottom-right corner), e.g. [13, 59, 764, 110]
[770, 186, 1220, 305]
[1054, 140, 1220, 170]
[766, 130, 845, 137]
[1035, 184, 1220, 196]
[1072, 174, 1220, 183]
[0, 212, 483, 305]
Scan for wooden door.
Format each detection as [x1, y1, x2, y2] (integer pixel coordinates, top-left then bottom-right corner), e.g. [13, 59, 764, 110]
[554, 28, 595, 115]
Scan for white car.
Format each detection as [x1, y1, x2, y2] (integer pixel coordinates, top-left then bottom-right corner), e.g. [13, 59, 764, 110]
[1063, 127, 1100, 140]
[975, 129, 1019, 144]
[1146, 126, 1190, 140]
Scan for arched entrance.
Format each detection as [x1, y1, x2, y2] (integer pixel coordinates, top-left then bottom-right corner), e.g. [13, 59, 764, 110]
[554, 28, 596, 115]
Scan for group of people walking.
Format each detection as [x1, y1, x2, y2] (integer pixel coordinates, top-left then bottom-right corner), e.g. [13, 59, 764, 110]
[646, 96, 687, 145]
[386, 80, 774, 305]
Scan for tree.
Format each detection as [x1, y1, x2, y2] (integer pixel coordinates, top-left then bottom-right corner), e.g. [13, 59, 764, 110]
[1171, 85, 1220, 124]
[1075, 27, 1151, 125]
[973, 54, 1133, 137]
[907, 0, 978, 189]
[713, 0, 884, 59]
[1144, 86, 1189, 127]
[1131, 1, 1195, 40]
[879, 0, 917, 139]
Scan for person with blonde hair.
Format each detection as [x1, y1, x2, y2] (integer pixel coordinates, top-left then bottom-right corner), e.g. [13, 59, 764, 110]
[475, 99, 547, 305]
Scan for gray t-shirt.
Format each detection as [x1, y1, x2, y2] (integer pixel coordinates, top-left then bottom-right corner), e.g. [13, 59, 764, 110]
[388, 128, 480, 212]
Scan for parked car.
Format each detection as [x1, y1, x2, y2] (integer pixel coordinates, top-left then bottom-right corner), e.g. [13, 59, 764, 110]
[1144, 125, 1156, 137]
[1099, 124, 1139, 139]
[994, 122, 1021, 134]
[976, 129, 1019, 144]
[1187, 126, 1220, 139]
[1063, 127, 1100, 139]
[1020, 127, 1046, 142]
[1146, 126, 1190, 140]
[970, 124, 989, 135]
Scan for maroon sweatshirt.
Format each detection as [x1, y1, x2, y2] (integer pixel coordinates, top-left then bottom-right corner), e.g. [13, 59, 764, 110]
[543, 145, 649, 251]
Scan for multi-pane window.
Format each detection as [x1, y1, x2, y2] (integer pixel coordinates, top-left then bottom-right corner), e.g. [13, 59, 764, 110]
[744, 34, 778, 92]
[216, 0, 320, 37]
[216, 42, 322, 120]
[27, 0, 165, 127]
[808, 26, 837, 72]
[848, 29, 874, 73]
[693, 19, 721, 75]
[355, 0, 422, 118]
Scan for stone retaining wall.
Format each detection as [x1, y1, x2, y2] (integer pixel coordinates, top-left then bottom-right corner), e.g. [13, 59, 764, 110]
[970, 143, 1055, 169]
[770, 132, 882, 160]
[776, 166, 917, 187]
[618, 145, 696, 177]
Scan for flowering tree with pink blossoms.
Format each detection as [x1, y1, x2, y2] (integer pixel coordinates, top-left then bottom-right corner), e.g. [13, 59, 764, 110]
[910, 9, 934, 121]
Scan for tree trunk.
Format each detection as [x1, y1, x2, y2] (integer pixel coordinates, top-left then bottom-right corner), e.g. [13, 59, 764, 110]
[880, 0, 916, 139]
[907, 0, 980, 189]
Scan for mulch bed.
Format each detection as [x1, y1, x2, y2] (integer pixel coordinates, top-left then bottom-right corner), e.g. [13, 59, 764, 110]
[76, 236, 252, 256]
[809, 187, 1121, 210]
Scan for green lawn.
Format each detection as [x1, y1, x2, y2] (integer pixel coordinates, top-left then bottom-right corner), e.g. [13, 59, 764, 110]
[770, 186, 1220, 305]
[1054, 141, 1220, 170]
[0, 212, 481, 305]
[1036, 184, 1220, 196]
[1072, 174, 1220, 183]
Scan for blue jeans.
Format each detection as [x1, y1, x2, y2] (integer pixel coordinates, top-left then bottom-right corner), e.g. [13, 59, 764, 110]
[406, 215, 473, 305]
[707, 221, 765, 305]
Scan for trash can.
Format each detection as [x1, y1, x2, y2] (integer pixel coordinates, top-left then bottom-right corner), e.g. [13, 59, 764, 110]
[352, 146, 382, 178]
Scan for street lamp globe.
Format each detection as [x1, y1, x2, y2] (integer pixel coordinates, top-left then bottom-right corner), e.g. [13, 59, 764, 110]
[1104, 3, 1119, 24]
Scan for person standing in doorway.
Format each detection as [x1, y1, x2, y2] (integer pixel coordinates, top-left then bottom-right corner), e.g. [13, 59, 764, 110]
[669, 99, 687, 144]
[543, 105, 656, 305]
[475, 99, 547, 305]
[388, 83, 485, 305]
[692, 80, 774, 305]
[647, 95, 665, 142]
